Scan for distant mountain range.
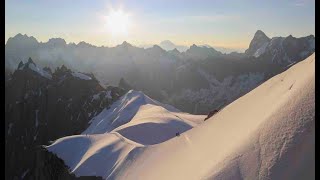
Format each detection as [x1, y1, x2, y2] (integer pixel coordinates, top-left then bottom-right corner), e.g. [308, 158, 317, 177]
[139, 40, 242, 53]
[5, 30, 315, 179]
[5, 30, 315, 114]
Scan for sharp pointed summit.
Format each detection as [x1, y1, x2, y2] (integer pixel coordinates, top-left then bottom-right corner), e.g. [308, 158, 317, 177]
[245, 30, 270, 56]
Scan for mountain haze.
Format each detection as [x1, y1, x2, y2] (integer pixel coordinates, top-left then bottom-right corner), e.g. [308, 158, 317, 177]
[5, 31, 315, 114]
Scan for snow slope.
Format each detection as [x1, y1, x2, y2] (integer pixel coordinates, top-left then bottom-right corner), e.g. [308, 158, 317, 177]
[82, 90, 204, 136]
[46, 90, 206, 177]
[46, 53, 314, 179]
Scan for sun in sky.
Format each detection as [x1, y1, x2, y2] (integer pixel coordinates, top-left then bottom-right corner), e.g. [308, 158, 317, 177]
[105, 9, 131, 37]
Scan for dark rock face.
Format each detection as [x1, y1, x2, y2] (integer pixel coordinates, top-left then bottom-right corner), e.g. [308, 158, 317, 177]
[5, 59, 126, 179]
[24, 147, 103, 180]
[245, 30, 314, 66]
[245, 30, 271, 56]
[204, 109, 219, 121]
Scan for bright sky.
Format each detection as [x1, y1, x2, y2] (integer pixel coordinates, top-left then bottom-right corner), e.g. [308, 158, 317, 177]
[5, 0, 315, 50]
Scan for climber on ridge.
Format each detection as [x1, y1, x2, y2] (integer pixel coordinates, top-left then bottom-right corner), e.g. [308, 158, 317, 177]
[204, 109, 219, 121]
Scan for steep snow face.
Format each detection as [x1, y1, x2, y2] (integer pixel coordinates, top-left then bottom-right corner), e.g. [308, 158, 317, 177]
[113, 53, 314, 180]
[46, 54, 314, 180]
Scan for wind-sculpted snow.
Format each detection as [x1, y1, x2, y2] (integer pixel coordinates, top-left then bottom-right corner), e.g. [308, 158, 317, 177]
[47, 53, 314, 179]
[46, 133, 143, 178]
[112, 104, 202, 145]
[83, 90, 186, 135]
[114, 53, 314, 180]
[46, 90, 205, 178]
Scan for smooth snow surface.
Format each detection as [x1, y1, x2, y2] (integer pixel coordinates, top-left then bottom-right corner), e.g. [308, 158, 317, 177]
[46, 90, 205, 178]
[82, 90, 201, 136]
[46, 54, 314, 180]
[72, 72, 92, 80]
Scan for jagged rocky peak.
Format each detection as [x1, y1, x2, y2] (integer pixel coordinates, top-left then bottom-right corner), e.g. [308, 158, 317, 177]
[14, 57, 53, 79]
[6, 33, 39, 47]
[17, 57, 36, 70]
[56, 64, 71, 73]
[189, 44, 218, 52]
[151, 44, 165, 52]
[145, 45, 166, 55]
[169, 48, 180, 54]
[13, 33, 38, 41]
[117, 41, 133, 49]
[190, 44, 198, 49]
[245, 30, 270, 56]
[244, 31, 315, 65]
[254, 30, 269, 39]
[46, 38, 67, 47]
[172, 48, 179, 52]
[27, 57, 35, 64]
[51, 64, 101, 84]
[17, 61, 24, 69]
[52, 65, 72, 79]
[186, 43, 221, 57]
[77, 41, 95, 48]
[122, 41, 131, 46]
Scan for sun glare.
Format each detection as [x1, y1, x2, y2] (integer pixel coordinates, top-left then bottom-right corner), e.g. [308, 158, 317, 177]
[106, 9, 130, 36]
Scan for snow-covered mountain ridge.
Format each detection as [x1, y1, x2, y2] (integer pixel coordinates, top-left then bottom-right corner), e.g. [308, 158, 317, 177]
[46, 53, 314, 179]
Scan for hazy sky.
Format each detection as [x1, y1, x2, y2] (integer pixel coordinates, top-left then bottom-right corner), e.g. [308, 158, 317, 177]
[5, 0, 315, 50]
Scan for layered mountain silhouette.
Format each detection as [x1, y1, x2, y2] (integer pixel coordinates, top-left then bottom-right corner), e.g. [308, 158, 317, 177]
[148, 40, 240, 53]
[5, 30, 315, 114]
[245, 30, 315, 64]
[5, 30, 315, 179]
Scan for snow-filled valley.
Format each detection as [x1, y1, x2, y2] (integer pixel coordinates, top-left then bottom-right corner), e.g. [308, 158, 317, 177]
[45, 53, 314, 179]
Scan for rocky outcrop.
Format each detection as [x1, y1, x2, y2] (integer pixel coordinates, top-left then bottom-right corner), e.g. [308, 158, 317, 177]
[5, 58, 126, 179]
[245, 30, 270, 56]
